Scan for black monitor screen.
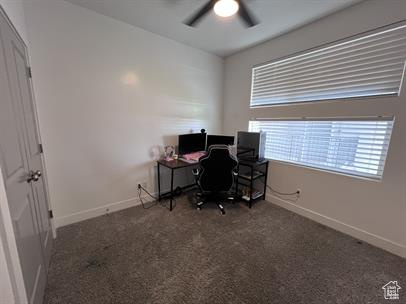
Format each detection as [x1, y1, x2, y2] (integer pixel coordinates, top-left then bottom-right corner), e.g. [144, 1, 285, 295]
[206, 135, 235, 149]
[178, 133, 206, 155]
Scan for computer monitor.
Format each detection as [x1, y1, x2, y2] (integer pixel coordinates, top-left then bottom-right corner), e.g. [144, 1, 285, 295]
[206, 135, 235, 149]
[178, 133, 206, 155]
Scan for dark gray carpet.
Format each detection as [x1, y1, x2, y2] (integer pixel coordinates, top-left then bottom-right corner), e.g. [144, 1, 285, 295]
[45, 194, 406, 304]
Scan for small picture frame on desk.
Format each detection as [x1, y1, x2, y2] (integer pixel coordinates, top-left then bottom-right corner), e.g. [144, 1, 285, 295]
[163, 145, 175, 161]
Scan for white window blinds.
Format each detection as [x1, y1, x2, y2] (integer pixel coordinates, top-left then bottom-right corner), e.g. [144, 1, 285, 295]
[249, 118, 394, 179]
[251, 23, 406, 107]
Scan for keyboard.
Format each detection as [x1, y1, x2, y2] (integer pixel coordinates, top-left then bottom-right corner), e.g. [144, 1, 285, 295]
[180, 151, 206, 163]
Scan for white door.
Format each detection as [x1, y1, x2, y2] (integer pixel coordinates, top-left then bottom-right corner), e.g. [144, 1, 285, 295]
[0, 9, 52, 304]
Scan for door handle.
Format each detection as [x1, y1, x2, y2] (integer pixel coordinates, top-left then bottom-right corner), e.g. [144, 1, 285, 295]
[26, 170, 42, 183]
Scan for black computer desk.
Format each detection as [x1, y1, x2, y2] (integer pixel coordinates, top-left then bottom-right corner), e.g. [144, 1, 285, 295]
[156, 148, 263, 211]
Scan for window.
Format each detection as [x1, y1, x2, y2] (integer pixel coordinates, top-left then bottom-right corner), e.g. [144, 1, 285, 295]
[249, 118, 394, 179]
[251, 23, 406, 107]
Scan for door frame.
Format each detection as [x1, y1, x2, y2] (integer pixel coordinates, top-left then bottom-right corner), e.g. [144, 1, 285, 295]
[0, 169, 27, 303]
[0, 4, 55, 303]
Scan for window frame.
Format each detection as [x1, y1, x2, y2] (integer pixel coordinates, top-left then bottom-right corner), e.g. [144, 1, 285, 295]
[250, 20, 406, 108]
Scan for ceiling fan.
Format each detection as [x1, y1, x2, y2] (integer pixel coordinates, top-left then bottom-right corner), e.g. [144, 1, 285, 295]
[184, 0, 259, 28]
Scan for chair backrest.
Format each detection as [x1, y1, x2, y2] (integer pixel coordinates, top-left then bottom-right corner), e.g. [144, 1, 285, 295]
[198, 145, 238, 192]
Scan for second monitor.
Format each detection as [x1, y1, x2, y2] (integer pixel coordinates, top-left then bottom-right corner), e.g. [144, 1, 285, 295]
[178, 133, 206, 155]
[206, 135, 235, 149]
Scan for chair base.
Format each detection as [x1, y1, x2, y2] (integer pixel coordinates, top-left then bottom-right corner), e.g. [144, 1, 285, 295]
[195, 192, 235, 215]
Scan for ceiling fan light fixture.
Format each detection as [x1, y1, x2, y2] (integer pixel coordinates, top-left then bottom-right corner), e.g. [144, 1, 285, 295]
[213, 0, 239, 18]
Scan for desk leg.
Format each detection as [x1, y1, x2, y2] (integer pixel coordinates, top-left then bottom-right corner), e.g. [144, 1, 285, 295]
[249, 166, 253, 208]
[157, 163, 161, 201]
[170, 168, 174, 211]
[263, 162, 269, 200]
[235, 164, 239, 197]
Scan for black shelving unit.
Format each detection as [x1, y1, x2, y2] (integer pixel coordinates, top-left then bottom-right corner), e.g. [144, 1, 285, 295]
[235, 158, 269, 208]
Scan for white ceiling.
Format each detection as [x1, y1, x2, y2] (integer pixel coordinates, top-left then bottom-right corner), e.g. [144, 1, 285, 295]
[65, 0, 361, 57]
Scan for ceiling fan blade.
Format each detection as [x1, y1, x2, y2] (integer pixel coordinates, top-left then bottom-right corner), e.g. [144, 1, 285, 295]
[184, 0, 216, 27]
[237, 0, 258, 27]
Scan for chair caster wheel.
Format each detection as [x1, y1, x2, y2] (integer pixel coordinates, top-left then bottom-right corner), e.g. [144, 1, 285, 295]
[196, 201, 203, 211]
[218, 204, 225, 215]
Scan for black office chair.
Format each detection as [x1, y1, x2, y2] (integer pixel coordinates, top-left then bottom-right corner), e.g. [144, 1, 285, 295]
[192, 145, 238, 214]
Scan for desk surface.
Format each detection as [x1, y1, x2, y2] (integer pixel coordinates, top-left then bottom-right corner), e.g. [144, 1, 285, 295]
[157, 157, 268, 169]
[157, 159, 198, 169]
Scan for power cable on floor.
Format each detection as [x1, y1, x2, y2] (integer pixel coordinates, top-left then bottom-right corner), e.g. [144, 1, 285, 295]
[137, 184, 176, 210]
[266, 184, 300, 196]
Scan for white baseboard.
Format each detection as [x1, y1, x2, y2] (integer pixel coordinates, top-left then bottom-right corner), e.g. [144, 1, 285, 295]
[54, 194, 155, 228]
[266, 193, 406, 259]
[54, 184, 190, 228]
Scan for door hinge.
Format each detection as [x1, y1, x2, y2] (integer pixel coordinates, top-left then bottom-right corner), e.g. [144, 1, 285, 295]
[39, 144, 43, 153]
[49, 210, 53, 219]
[27, 66, 32, 78]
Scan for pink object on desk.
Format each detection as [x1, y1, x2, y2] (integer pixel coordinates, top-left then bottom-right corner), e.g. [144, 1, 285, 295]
[181, 151, 206, 162]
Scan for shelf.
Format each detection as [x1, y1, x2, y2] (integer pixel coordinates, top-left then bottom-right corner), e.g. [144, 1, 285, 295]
[235, 159, 268, 208]
[238, 158, 269, 167]
[238, 171, 265, 181]
[241, 191, 264, 202]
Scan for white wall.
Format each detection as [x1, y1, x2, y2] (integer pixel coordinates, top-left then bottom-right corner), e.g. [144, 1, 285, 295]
[223, 0, 406, 258]
[23, 0, 224, 227]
